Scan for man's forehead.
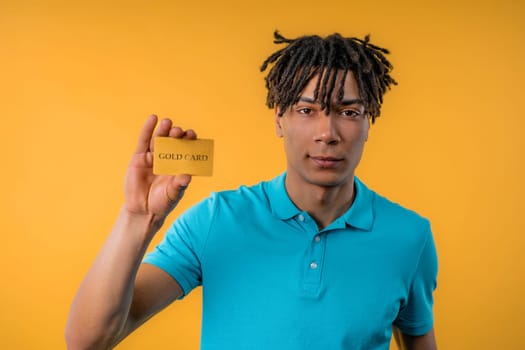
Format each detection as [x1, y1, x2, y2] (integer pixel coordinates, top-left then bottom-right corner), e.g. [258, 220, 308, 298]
[299, 71, 361, 100]
[297, 95, 363, 105]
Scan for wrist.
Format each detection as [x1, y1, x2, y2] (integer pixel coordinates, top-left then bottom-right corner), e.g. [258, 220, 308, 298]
[118, 206, 165, 241]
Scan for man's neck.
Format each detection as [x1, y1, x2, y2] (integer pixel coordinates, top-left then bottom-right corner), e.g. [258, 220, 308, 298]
[285, 173, 356, 230]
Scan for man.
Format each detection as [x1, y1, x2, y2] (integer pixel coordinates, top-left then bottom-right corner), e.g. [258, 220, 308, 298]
[66, 31, 438, 350]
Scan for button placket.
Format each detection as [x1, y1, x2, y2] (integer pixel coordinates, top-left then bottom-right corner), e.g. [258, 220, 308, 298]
[303, 231, 325, 290]
[294, 212, 326, 297]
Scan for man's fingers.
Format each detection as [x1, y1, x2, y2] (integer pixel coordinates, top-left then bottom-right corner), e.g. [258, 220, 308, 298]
[149, 118, 173, 151]
[166, 175, 192, 203]
[182, 129, 197, 140]
[168, 126, 184, 138]
[134, 115, 158, 154]
[168, 127, 198, 140]
[156, 119, 173, 137]
[135, 116, 197, 155]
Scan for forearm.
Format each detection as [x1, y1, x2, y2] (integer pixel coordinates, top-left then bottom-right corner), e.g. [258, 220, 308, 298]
[394, 327, 437, 350]
[65, 207, 161, 349]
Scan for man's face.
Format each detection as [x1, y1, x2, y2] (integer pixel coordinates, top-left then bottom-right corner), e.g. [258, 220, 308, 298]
[275, 70, 370, 188]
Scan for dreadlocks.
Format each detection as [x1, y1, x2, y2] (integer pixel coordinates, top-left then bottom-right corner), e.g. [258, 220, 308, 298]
[260, 31, 397, 123]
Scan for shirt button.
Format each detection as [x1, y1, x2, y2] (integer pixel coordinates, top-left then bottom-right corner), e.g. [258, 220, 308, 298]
[298, 214, 305, 222]
[314, 235, 321, 242]
[310, 262, 318, 269]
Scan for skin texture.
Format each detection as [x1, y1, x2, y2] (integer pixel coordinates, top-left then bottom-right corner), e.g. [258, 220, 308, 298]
[275, 71, 369, 229]
[66, 74, 437, 349]
[65, 116, 188, 349]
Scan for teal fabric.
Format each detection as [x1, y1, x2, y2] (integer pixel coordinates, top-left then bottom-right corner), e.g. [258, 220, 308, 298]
[144, 173, 438, 349]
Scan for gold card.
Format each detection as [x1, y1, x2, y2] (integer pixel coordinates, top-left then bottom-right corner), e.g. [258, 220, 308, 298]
[153, 137, 214, 176]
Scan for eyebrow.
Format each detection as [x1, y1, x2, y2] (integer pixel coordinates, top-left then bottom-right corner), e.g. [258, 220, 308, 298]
[298, 96, 364, 106]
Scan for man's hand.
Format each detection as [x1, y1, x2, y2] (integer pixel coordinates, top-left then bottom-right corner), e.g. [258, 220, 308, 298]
[65, 115, 194, 349]
[124, 115, 197, 222]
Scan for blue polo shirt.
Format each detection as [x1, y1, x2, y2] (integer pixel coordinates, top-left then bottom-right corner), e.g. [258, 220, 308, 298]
[144, 173, 438, 350]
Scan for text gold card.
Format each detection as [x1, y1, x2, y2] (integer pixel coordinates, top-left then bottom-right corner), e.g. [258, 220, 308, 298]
[153, 137, 214, 176]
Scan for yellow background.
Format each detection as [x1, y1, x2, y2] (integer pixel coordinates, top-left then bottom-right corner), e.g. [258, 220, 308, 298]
[1, 0, 524, 349]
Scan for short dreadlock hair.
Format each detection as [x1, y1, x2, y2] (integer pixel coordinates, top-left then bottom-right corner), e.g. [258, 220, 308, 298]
[260, 31, 397, 123]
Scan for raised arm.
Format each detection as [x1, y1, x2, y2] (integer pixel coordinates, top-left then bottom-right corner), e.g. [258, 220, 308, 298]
[65, 115, 195, 349]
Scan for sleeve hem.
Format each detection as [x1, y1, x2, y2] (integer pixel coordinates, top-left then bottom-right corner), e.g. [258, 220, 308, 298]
[141, 260, 194, 299]
[395, 321, 434, 336]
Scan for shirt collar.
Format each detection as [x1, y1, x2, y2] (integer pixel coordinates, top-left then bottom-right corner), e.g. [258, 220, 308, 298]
[267, 173, 375, 231]
[268, 172, 301, 220]
[340, 176, 374, 231]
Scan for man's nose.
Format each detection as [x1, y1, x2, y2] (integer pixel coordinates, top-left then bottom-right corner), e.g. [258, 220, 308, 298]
[315, 115, 341, 145]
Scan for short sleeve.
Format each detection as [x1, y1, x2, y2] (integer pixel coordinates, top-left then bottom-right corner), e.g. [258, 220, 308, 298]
[394, 223, 438, 336]
[142, 194, 216, 298]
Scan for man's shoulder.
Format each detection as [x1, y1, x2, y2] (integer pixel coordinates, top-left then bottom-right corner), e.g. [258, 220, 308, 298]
[358, 178, 430, 227]
[377, 192, 428, 222]
[175, 177, 276, 229]
[200, 175, 282, 211]
[356, 179, 433, 249]
[216, 181, 265, 198]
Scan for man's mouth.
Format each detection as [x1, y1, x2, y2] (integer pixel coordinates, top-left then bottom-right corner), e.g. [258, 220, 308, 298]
[309, 156, 343, 168]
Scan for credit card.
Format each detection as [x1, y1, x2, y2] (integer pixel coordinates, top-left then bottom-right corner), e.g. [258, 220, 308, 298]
[153, 137, 214, 176]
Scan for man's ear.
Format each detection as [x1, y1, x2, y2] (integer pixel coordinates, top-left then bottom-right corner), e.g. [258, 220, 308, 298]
[365, 116, 372, 142]
[363, 117, 370, 142]
[275, 106, 284, 138]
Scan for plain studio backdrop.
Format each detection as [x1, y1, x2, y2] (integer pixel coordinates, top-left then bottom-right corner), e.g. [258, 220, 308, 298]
[1, 0, 523, 349]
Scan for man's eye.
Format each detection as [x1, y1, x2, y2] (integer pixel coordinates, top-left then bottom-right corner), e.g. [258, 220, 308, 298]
[341, 110, 362, 118]
[297, 107, 313, 115]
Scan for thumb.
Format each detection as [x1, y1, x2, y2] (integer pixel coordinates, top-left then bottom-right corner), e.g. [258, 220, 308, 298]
[166, 174, 192, 203]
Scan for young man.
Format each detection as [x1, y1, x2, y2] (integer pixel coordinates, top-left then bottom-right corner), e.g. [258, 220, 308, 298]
[66, 32, 438, 350]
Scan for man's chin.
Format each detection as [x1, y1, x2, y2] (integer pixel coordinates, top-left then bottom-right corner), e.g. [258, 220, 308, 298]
[305, 174, 354, 188]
